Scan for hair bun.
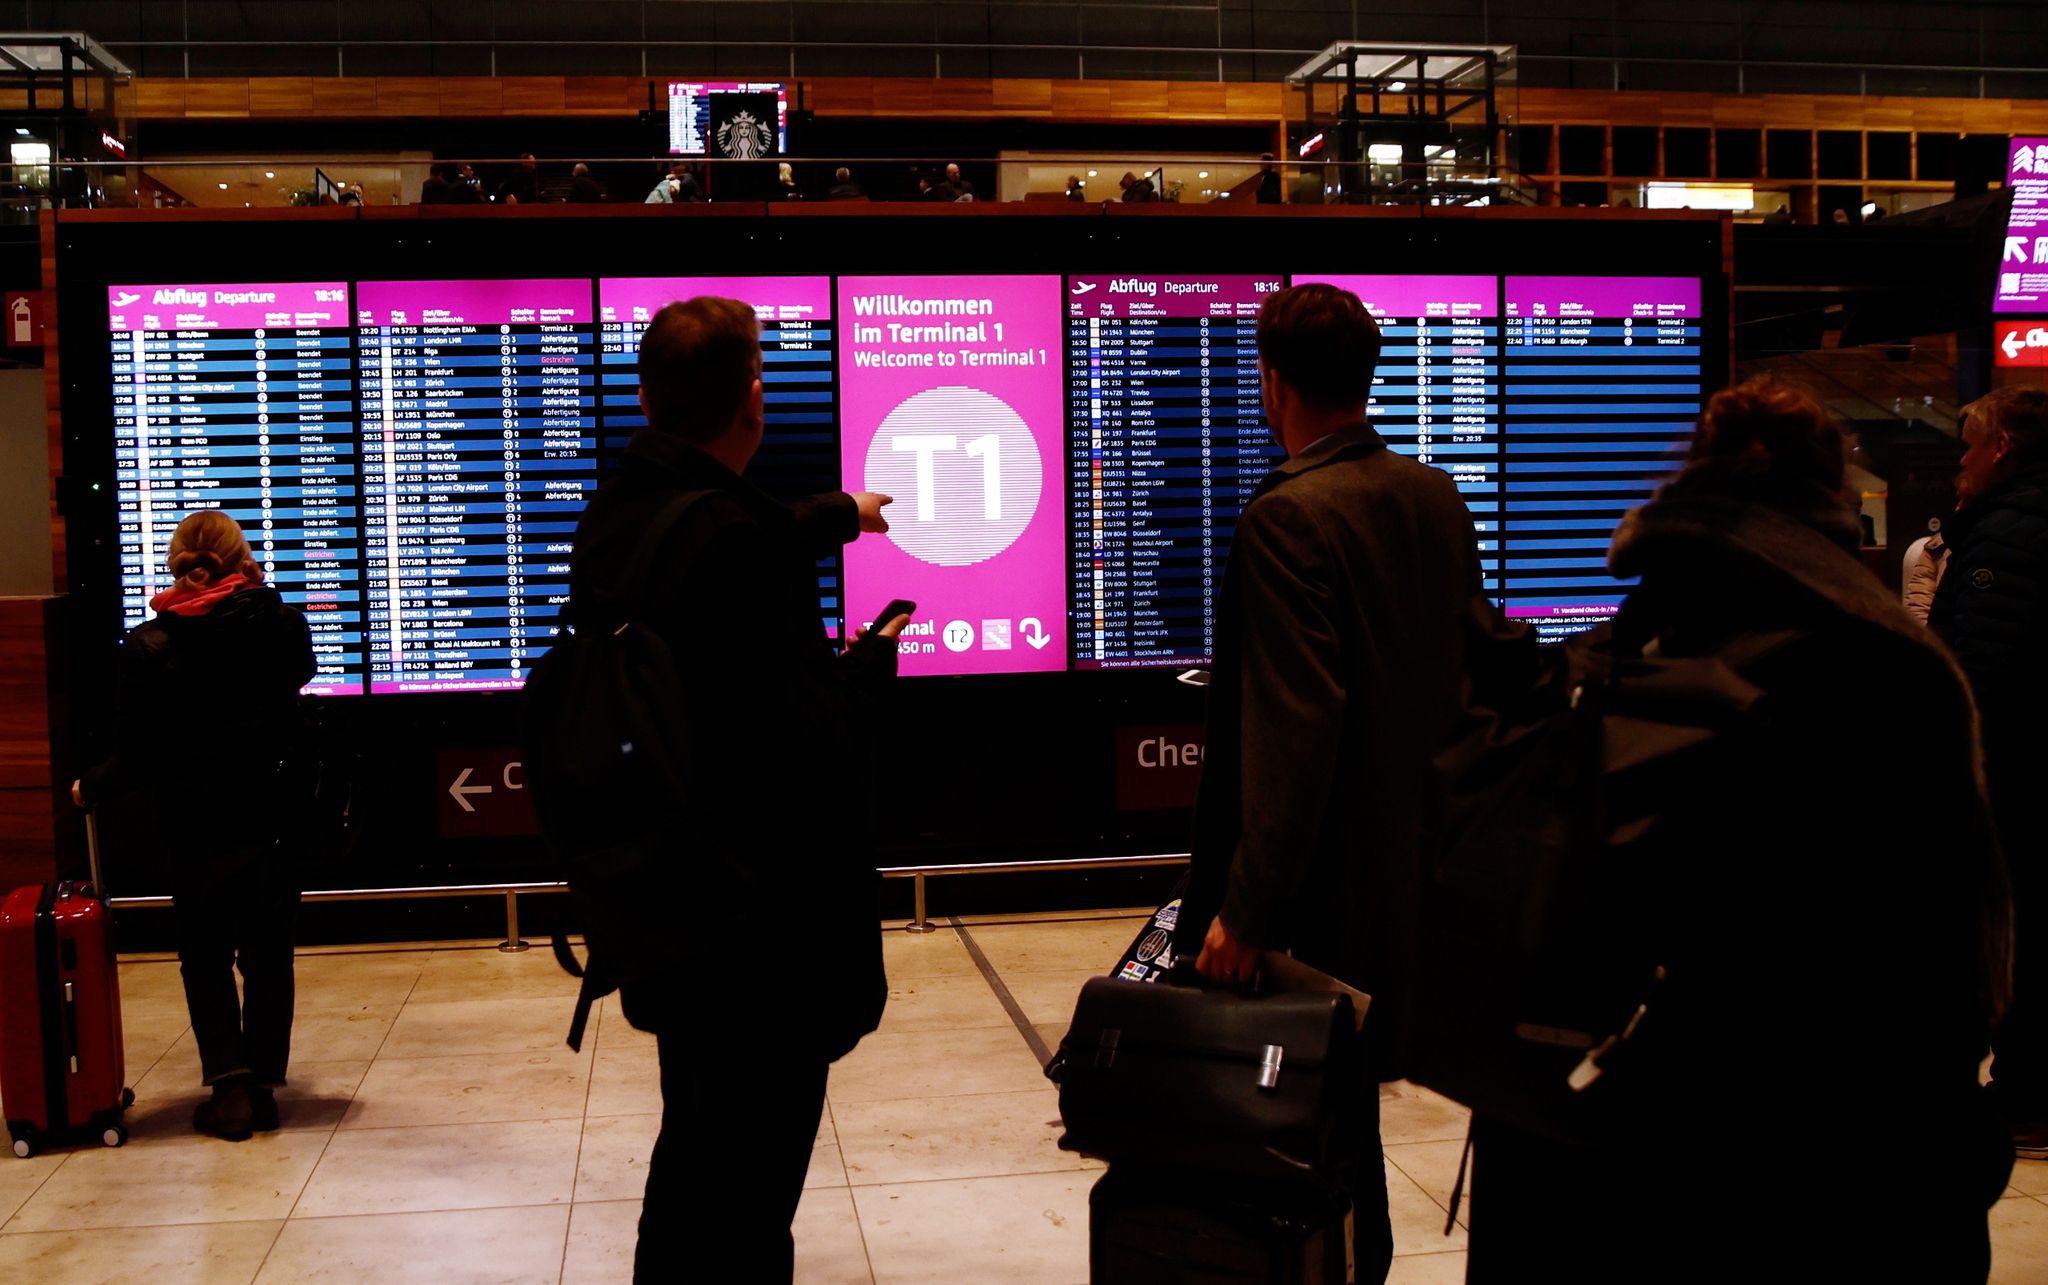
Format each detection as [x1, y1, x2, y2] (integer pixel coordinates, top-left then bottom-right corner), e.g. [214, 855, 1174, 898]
[169, 548, 224, 583]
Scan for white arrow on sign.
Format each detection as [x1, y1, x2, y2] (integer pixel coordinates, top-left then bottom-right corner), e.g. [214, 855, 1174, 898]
[1020, 617, 1052, 650]
[2008, 236, 2031, 264]
[447, 767, 491, 813]
[2009, 329, 2031, 360]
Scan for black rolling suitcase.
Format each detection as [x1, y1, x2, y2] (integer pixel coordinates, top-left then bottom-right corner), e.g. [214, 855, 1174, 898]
[1089, 1167, 1353, 1284]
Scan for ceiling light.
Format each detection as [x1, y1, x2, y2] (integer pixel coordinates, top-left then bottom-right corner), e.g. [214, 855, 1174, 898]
[1860, 202, 1878, 216]
[1087, 169, 1097, 177]
[264, 171, 275, 178]
[217, 182, 228, 189]
[1388, 80, 1407, 93]
[1367, 144, 1404, 163]
[1197, 171, 1209, 179]
[12, 128, 26, 136]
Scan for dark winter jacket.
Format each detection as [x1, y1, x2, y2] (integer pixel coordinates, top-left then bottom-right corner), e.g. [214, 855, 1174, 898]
[565, 429, 896, 1058]
[80, 584, 315, 880]
[1603, 469, 2011, 1203]
[1175, 423, 1483, 1080]
[1930, 463, 2048, 860]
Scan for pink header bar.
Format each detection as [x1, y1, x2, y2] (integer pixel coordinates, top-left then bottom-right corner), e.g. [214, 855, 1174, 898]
[108, 281, 349, 332]
[1505, 276, 1701, 319]
[1292, 273, 1497, 319]
[598, 276, 831, 325]
[355, 279, 593, 327]
[1066, 275, 1281, 319]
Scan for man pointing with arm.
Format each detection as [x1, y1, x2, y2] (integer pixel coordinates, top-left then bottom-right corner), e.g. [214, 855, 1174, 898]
[1180, 283, 1482, 1283]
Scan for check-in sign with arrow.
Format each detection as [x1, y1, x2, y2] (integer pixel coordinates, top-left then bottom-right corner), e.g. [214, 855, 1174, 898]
[437, 748, 538, 838]
[1996, 322, 2048, 369]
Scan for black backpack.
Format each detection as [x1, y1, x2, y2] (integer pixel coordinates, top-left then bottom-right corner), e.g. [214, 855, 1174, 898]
[524, 490, 729, 1050]
[1408, 600, 1801, 1146]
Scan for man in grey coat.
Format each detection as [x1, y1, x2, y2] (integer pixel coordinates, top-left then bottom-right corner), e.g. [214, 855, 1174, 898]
[1179, 282, 1481, 1282]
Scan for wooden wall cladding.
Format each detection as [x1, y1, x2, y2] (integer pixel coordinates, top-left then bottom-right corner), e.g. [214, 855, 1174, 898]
[120, 74, 1291, 124]
[120, 75, 2048, 136]
[0, 594, 67, 888]
[135, 75, 665, 121]
[1514, 88, 2048, 135]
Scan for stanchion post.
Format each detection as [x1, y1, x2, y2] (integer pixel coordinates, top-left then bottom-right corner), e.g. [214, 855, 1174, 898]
[499, 889, 530, 953]
[903, 871, 938, 934]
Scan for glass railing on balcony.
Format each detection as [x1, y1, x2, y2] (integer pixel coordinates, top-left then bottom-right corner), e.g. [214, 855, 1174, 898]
[0, 153, 1544, 218]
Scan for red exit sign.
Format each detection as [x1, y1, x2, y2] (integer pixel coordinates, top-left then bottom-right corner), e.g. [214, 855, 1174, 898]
[1996, 321, 2048, 368]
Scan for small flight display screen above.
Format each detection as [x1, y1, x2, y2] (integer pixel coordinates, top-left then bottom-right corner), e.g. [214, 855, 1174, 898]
[1065, 274, 1282, 669]
[667, 81, 789, 156]
[108, 281, 363, 696]
[356, 279, 598, 694]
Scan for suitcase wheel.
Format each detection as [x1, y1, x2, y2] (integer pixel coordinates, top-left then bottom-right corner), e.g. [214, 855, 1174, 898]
[10, 1136, 30, 1160]
[100, 1124, 127, 1149]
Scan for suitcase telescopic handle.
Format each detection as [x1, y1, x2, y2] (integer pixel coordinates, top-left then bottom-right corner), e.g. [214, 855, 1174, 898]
[84, 810, 105, 898]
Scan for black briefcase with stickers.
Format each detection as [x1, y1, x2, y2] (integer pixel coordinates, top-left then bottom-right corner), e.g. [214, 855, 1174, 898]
[1046, 874, 1369, 1192]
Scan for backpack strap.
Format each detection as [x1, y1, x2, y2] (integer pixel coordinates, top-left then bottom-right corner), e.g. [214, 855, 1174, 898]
[552, 933, 618, 1054]
[552, 491, 705, 1054]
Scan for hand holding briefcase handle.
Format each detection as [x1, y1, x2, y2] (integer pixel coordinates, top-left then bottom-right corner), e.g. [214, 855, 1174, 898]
[1049, 951, 1370, 1191]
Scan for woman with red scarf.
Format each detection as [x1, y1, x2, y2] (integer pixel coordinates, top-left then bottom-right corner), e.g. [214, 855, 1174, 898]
[74, 510, 314, 1141]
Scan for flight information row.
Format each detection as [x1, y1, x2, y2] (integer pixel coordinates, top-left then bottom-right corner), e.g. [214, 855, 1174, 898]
[106, 272, 1707, 690]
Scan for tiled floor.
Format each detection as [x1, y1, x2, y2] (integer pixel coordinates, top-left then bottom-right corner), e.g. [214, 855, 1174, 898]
[2, 911, 2046, 1282]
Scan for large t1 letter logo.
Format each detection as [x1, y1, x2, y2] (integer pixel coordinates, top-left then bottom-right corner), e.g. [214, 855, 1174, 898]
[866, 386, 1042, 567]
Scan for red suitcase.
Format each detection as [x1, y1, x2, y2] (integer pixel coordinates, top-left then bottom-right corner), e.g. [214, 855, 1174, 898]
[0, 818, 133, 1158]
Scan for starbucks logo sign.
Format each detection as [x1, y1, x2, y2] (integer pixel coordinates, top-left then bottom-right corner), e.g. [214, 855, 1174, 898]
[716, 110, 773, 160]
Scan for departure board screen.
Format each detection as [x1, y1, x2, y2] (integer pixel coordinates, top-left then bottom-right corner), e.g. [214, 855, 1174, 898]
[1295, 274, 1503, 596]
[598, 276, 842, 634]
[92, 257, 1717, 690]
[1501, 277, 1702, 639]
[1066, 274, 1282, 669]
[108, 282, 363, 695]
[356, 279, 598, 693]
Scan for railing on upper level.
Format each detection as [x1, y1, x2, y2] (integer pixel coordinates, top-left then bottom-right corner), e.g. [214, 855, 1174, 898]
[0, 153, 1550, 220]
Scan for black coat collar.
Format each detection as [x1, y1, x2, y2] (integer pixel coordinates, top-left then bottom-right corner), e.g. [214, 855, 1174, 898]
[622, 428, 790, 528]
[1260, 422, 1387, 494]
[1941, 463, 2048, 546]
